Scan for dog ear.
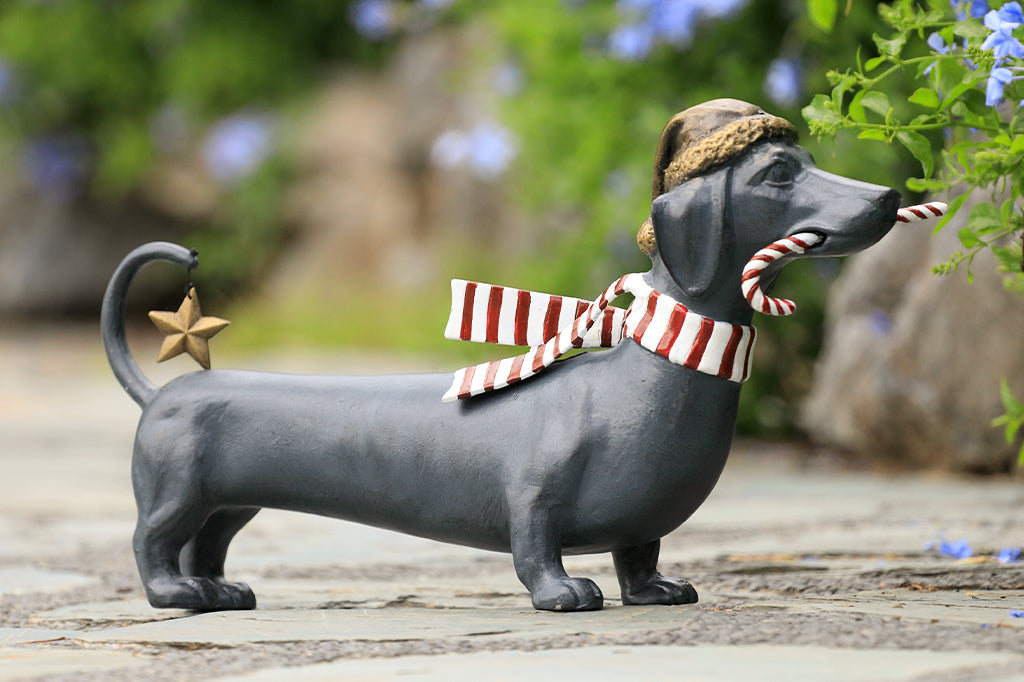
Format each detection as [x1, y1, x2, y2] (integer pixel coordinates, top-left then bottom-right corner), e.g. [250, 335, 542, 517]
[650, 169, 729, 298]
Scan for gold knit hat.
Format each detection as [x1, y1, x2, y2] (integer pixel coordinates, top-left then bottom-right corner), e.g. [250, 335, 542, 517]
[638, 99, 797, 255]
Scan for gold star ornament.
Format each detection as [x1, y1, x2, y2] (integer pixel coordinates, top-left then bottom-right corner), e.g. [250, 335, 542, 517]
[148, 287, 230, 370]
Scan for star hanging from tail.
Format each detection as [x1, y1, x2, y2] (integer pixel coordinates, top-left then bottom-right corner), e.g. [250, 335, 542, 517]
[148, 287, 229, 370]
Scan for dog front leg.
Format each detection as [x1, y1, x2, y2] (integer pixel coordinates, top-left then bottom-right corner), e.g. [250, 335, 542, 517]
[613, 539, 698, 605]
[509, 489, 603, 612]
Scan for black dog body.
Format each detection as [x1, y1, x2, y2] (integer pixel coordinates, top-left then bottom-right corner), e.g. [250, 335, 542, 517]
[138, 341, 736, 549]
[105, 138, 899, 613]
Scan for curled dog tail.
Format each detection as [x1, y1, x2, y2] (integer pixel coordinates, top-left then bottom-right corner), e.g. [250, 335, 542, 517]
[101, 242, 199, 408]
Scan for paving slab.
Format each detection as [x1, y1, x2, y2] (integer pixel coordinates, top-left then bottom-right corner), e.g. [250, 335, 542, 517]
[0, 646, 147, 679]
[0, 567, 97, 596]
[213, 645, 1024, 682]
[75, 604, 698, 647]
[761, 588, 1024, 628]
[0, 627, 80, 645]
[4, 326, 1024, 681]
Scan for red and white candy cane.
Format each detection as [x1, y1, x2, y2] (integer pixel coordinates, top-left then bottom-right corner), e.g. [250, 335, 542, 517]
[742, 201, 948, 316]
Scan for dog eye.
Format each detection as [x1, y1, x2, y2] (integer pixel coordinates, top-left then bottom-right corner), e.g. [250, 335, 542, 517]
[763, 163, 795, 187]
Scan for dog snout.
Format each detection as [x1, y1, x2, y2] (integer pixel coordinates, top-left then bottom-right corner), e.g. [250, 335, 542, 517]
[876, 187, 901, 225]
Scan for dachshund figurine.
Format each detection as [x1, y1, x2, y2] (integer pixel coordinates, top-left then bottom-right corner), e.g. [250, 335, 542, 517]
[102, 99, 901, 612]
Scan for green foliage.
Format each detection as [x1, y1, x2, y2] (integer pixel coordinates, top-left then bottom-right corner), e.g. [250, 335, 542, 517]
[801, 0, 1024, 285]
[0, 0, 931, 437]
[0, 0, 388, 288]
[993, 378, 1024, 466]
[466, 0, 908, 436]
[803, 0, 1024, 461]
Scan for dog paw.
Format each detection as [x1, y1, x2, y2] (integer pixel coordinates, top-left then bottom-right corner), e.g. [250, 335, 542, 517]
[146, 577, 256, 611]
[211, 580, 257, 611]
[531, 576, 604, 612]
[621, 575, 698, 606]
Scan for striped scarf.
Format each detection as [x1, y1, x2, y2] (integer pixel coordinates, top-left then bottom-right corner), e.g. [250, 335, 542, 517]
[442, 273, 755, 402]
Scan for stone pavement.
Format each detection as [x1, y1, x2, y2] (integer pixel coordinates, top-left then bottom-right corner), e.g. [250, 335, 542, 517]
[2, 325, 1024, 681]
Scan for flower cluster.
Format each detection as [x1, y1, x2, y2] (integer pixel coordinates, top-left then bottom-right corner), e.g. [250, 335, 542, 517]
[606, 0, 748, 62]
[22, 134, 92, 203]
[202, 113, 275, 186]
[926, 537, 1023, 562]
[952, 0, 990, 21]
[430, 121, 518, 181]
[927, 537, 974, 559]
[348, 0, 456, 41]
[980, 2, 1024, 105]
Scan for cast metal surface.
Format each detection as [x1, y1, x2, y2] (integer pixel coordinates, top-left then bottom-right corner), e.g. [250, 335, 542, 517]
[101, 99, 900, 613]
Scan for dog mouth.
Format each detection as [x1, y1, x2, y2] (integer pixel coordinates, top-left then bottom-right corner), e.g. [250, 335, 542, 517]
[785, 229, 827, 252]
[741, 230, 826, 316]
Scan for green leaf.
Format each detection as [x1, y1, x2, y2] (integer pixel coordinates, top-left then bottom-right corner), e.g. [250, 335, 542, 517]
[831, 74, 856, 108]
[958, 227, 983, 248]
[905, 177, 950, 192]
[807, 0, 838, 33]
[952, 18, 989, 40]
[857, 129, 889, 141]
[934, 192, 969, 235]
[848, 90, 867, 123]
[802, 93, 842, 133]
[1001, 378, 1024, 413]
[873, 32, 907, 59]
[861, 90, 891, 117]
[897, 130, 934, 178]
[864, 55, 887, 71]
[950, 100, 987, 128]
[909, 87, 940, 109]
[967, 202, 1003, 235]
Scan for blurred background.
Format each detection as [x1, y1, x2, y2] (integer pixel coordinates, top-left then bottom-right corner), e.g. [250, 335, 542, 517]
[0, 0, 1020, 472]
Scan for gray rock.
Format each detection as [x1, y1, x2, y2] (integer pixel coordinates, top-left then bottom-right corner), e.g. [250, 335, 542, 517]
[0, 179, 183, 316]
[802, 195, 1024, 472]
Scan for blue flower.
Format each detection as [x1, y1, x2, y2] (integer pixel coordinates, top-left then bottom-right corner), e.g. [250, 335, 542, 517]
[986, 65, 1015, 105]
[695, 0, 748, 19]
[348, 0, 395, 41]
[22, 134, 92, 203]
[609, 0, 749, 61]
[927, 32, 950, 55]
[430, 122, 518, 180]
[928, 537, 974, 558]
[466, 122, 517, 180]
[608, 23, 655, 61]
[763, 57, 802, 107]
[987, 1, 1024, 27]
[492, 60, 524, 97]
[1012, 610, 1024, 618]
[952, 0, 991, 20]
[202, 112, 274, 185]
[648, 0, 699, 45]
[925, 33, 951, 76]
[982, 27, 1024, 60]
[868, 310, 893, 337]
[418, 0, 454, 10]
[997, 547, 1022, 563]
[0, 58, 15, 104]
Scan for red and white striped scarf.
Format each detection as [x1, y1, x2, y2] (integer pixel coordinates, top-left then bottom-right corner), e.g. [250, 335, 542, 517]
[442, 273, 755, 402]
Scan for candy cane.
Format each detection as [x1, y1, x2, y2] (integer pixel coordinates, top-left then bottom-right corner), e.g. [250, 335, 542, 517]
[742, 202, 948, 316]
[896, 201, 947, 223]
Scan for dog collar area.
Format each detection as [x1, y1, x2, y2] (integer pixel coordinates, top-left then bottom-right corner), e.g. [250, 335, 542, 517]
[443, 274, 755, 401]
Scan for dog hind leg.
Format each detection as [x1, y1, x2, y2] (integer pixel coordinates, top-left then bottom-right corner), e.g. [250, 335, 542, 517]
[509, 494, 603, 611]
[132, 435, 254, 611]
[613, 539, 698, 605]
[178, 507, 260, 610]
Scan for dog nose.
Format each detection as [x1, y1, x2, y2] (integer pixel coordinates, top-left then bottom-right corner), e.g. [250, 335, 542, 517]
[880, 188, 901, 219]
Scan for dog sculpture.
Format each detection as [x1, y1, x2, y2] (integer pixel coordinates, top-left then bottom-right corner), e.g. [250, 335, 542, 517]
[102, 99, 901, 612]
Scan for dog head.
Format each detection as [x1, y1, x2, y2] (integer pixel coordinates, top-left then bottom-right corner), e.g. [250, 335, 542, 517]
[641, 99, 900, 320]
